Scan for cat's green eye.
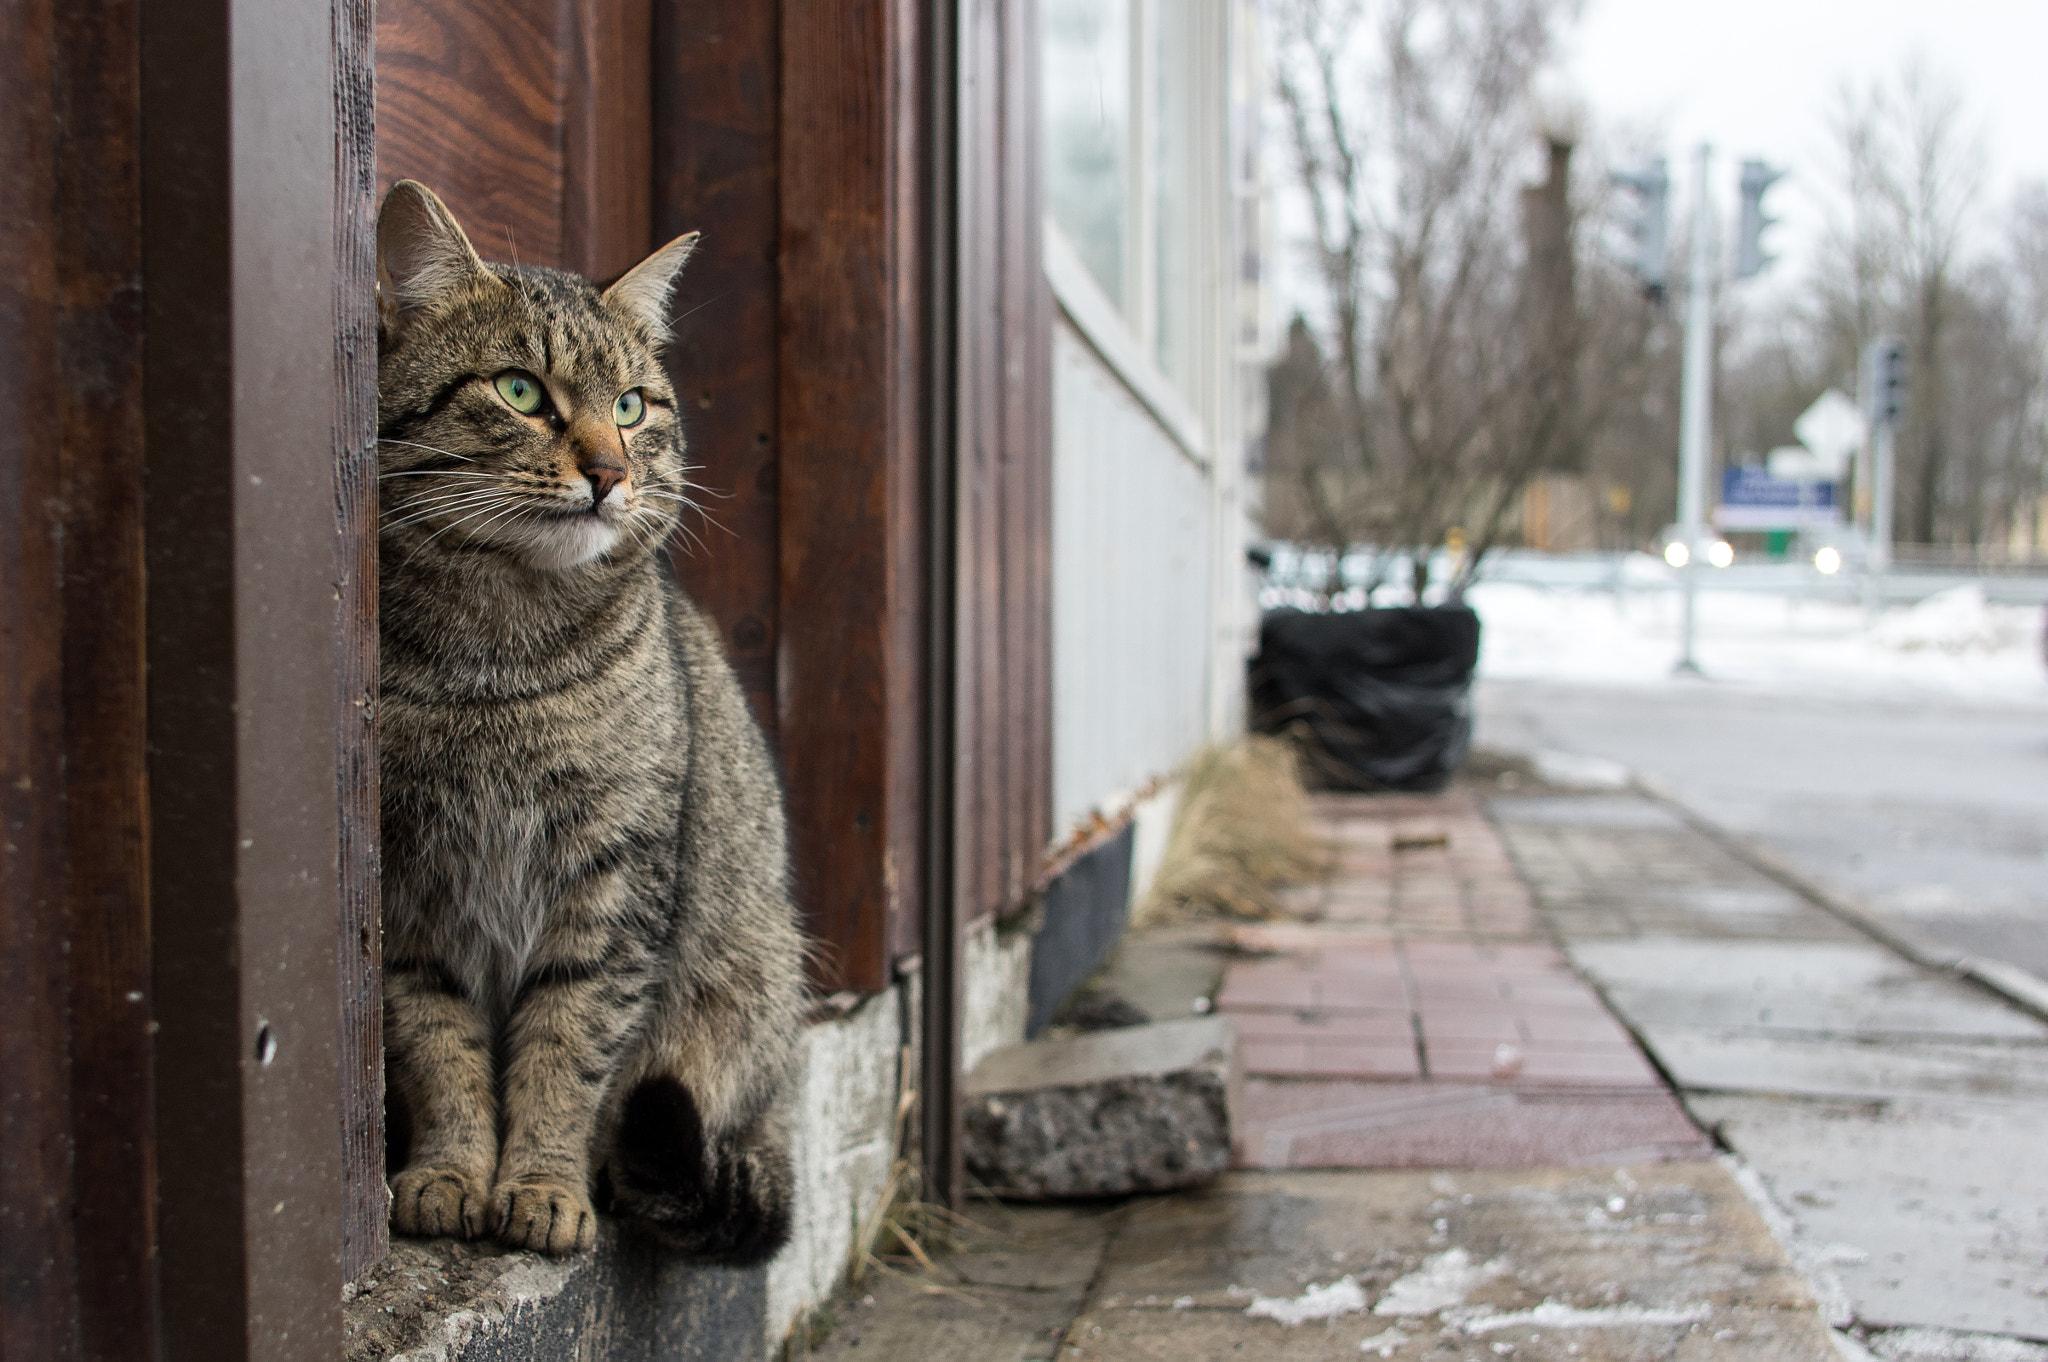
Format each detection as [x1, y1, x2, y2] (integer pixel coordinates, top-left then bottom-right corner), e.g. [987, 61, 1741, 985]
[614, 389, 646, 428]
[494, 371, 547, 415]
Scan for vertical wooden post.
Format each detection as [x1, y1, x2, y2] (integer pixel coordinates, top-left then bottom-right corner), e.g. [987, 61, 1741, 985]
[775, 0, 929, 995]
[333, 0, 385, 1283]
[143, 0, 347, 1353]
[952, 0, 1051, 933]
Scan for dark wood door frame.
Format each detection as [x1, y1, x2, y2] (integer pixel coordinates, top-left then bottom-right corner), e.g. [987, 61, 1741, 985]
[140, 0, 364, 1352]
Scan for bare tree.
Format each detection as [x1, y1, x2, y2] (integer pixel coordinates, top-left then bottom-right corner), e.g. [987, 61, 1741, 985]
[1265, 0, 1585, 600]
[1990, 183, 2048, 549]
[1815, 59, 1983, 543]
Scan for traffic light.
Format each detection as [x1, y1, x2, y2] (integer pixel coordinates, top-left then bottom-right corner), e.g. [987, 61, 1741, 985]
[1866, 336, 1907, 427]
[1735, 159, 1785, 279]
[1610, 160, 1669, 301]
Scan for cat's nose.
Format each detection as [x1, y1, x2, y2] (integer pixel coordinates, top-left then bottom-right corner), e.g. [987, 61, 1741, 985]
[585, 464, 627, 502]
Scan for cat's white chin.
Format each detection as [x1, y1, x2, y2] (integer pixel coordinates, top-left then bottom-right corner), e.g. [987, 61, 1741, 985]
[515, 516, 622, 570]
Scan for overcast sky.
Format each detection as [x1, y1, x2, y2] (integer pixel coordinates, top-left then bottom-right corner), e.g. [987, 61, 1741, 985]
[1268, 2, 2048, 320]
[1564, 0, 2048, 284]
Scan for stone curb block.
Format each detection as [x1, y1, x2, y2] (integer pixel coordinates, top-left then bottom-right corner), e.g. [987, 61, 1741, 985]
[963, 1017, 1241, 1200]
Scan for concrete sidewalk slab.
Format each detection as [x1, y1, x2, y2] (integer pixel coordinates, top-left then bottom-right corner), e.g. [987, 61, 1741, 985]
[1494, 804, 1866, 944]
[1628, 1029, 2048, 1104]
[1059, 1163, 1836, 1360]
[1567, 939, 2048, 1042]
[1491, 783, 2048, 1353]
[1688, 1095, 2048, 1340]
[796, 1204, 1118, 1360]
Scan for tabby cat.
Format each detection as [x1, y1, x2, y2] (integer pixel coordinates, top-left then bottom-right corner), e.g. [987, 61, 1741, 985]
[374, 180, 805, 1262]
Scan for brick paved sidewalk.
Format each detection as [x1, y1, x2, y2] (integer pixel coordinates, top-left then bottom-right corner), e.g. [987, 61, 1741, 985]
[1221, 790, 1713, 1170]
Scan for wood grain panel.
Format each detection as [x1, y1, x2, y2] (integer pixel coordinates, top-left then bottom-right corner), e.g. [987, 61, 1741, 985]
[0, 1, 83, 1352]
[997, 0, 1033, 908]
[334, 0, 384, 1283]
[563, 0, 653, 281]
[379, 0, 651, 278]
[887, 0, 929, 963]
[958, 0, 1007, 926]
[53, 0, 157, 1350]
[953, 0, 1051, 927]
[654, 0, 783, 734]
[777, 0, 913, 994]
[1, 0, 156, 1352]
[1011, 0, 1053, 897]
[376, 0, 567, 266]
[658, 0, 928, 993]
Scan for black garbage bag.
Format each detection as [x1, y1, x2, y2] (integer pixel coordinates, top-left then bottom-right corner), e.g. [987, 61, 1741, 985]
[1249, 606, 1481, 792]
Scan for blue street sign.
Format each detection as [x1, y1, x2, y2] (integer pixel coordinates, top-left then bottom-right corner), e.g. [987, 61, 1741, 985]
[1716, 466, 1841, 529]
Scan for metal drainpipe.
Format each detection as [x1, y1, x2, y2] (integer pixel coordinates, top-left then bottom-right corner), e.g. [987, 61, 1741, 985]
[920, 0, 965, 1212]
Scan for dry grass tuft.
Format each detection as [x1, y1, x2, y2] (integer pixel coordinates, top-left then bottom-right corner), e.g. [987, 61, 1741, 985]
[1137, 735, 1329, 923]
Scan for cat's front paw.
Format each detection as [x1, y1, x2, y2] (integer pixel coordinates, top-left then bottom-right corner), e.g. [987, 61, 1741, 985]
[493, 1177, 597, 1256]
[390, 1164, 493, 1240]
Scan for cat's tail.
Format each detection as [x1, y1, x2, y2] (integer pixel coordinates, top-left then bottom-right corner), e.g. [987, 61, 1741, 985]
[605, 1074, 794, 1267]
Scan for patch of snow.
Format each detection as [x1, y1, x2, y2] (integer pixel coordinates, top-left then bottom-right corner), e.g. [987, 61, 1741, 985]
[1360, 1325, 1411, 1356]
[1533, 750, 1632, 790]
[1371, 1247, 1507, 1317]
[1866, 1327, 2048, 1361]
[1466, 580, 2048, 707]
[1458, 1300, 1713, 1335]
[1245, 1276, 1368, 1326]
[1867, 585, 2031, 654]
[1719, 1153, 1854, 1328]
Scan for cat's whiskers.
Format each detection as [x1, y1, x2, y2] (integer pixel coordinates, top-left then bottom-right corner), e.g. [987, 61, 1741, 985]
[382, 488, 508, 525]
[381, 487, 514, 532]
[637, 490, 733, 548]
[397, 495, 530, 570]
[633, 502, 708, 560]
[627, 503, 694, 560]
[378, 437, 482, 464]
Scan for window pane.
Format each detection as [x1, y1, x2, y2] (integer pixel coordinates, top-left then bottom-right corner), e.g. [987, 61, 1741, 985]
[1044, 0, 1130, 303]
[1152, 1, 1196, 391]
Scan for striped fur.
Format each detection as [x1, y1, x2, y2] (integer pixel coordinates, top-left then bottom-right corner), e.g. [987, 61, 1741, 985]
[374, 182, 804, 1262]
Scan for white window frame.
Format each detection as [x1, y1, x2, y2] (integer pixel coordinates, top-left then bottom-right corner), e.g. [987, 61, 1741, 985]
[1042, 0, 1234, 466]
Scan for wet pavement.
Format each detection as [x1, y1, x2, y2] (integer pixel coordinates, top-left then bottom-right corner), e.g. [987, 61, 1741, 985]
[799, 772, 2048, 1360]
[1490, 783, 2048, 1351]
[1476, 679, 2048, 985]
[1216, 794, 1707, 1171]
[803, 1164, 1835, 1361]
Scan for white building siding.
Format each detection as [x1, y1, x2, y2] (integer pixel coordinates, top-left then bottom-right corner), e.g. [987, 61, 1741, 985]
[1052, 319, 1215, 833]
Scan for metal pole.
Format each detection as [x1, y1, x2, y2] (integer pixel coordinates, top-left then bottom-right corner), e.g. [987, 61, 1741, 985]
[1871, 416, 1895, 574]
[920, 0, 964, 1212]
[1675, 144, 1714, 675]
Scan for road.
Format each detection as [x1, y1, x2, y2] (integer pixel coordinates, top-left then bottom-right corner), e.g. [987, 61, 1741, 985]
[1475, 677, 2048, 983]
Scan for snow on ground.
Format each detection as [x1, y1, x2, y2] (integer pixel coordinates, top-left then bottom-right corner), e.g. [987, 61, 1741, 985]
[1468, 569, 2048, 708]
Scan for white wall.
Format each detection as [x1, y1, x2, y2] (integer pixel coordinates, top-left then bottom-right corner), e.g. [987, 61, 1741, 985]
[1051, 320, 1217, 833]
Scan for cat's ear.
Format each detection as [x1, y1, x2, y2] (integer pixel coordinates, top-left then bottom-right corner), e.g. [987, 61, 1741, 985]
[603, 232, 700, 344]
[377, 180, 492, 338]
